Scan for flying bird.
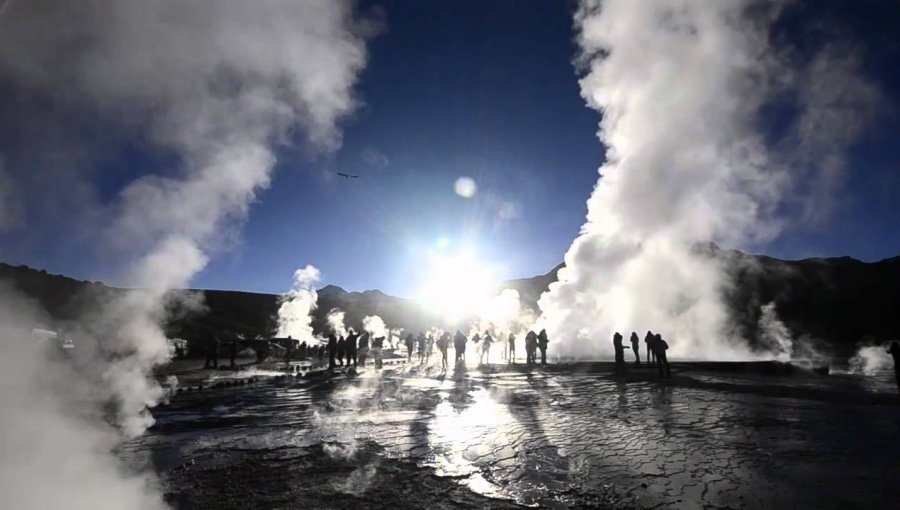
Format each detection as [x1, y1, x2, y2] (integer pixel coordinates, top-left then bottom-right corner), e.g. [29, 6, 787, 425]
[337, 172, 359, 179]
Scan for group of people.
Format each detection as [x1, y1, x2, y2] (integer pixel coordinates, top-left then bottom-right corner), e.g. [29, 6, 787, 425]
[325, 329, 390, 369]
[612, 330, 671, 378]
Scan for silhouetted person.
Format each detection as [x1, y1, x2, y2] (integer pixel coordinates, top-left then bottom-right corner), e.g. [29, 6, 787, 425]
[285, 338, 294, 368]
[644, 330, 656, 363]
[653, 333, 671, 379]
[426, 335, 435, 362]
[613, 332, 626, 375]
[230, 339, 238, 369]
[438, 332, 450, 371]
[204, 335, 219, 369]
[405, 333, 416, 362]
[358, 332, 370, 366]
[525, 331, 537, 365]
[417, 332, 427, 363]
[454, 330, 467, 362]
[630, 332, 640, 364]
[508, 333, 516, 363]
[471, 332, 481, 362]
[326, 334, 337, 370]
[481, 332, 493, 365]
[888, 341, 900, 393]
[336, 336, 346, 366]
[346, 330, 358, 367]
[373, 336, 385, 368]
[538, 329, 549, 365]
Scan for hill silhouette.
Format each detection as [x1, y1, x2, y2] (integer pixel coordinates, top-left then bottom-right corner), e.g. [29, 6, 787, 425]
[2, 248, 898, 356]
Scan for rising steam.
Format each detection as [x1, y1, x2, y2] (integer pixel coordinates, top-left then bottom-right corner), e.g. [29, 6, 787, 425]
[538, 0, 877, 360]
[0, 0, 373, 507]
[362, 315, 388, 339]
[277, 265, 321, 343]
[327, 308, 348, 337]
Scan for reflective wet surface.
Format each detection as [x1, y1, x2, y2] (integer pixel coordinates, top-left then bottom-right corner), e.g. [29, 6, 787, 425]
[124, 362, 900, 509]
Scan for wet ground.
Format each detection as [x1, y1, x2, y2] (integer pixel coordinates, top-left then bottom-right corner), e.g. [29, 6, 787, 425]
[124, 358, 900, 509]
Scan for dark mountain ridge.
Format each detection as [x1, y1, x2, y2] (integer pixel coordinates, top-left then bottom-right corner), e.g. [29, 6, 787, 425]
[2, 249, 898, 356]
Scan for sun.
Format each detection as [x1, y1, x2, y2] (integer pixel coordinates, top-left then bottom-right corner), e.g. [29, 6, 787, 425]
[418, 250, 496, 321]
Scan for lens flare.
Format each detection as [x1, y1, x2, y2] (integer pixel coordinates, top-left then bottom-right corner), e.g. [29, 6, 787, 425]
[418, 251, 495, 322]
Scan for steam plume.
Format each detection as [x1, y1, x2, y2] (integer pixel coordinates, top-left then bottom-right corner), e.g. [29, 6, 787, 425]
[362, 315, 388, 339]
[277, 265, 321, 343]
[327, 308, 348, 337]
[538, 0, 877, 359]
[0, 0, 373, 507]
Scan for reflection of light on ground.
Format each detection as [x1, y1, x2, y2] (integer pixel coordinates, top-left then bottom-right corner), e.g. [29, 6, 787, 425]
[426, 386, 517, 496]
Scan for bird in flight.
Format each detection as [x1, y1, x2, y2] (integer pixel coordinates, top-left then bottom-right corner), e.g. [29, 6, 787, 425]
[337, 172, 359, 179]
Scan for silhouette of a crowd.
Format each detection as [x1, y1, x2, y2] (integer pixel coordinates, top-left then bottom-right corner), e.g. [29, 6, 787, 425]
[196, 324, 684, 381]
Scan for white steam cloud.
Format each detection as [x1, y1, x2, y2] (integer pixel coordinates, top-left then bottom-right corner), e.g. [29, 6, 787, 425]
[362, 315, 388, 339]
[538, 0, 877, 360]
[849, 343, 893, 376]
[327, 308, 348, 337]
[0, 0, 372, 507]
[277, 265, 321, 343]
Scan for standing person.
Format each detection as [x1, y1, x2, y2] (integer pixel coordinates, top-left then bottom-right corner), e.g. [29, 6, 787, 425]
[358, 332, 370, 367]
[405, 333, 416, 362]
[887, 341, 900, 393]
[654, 333, 671, 379]
[372, 336, 384, 369]
[525, 331, 537, 365]
[538, 329, 549, 365]
[426, 335, 435, 363]
[508, 333, 516, 364]
[417, 332, 427, 364]
[481, 332, 493, 365]
[230, 339, 238, 369]
[630, 332, 640, 364]
[613, 332, 626, 375]
[437, 332, 450, 371]
[644, 330, 656, 363]
[336, 335, 346, 366]
[327, 334, 337, 370]
[204, 334, 219, 369]
[454, 330, 467, 363]
[345, 329, 358, 367]
[285, 338, 294, 369]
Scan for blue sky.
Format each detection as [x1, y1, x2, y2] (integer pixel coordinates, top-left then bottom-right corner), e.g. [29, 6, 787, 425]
[1, 0, 899, 297]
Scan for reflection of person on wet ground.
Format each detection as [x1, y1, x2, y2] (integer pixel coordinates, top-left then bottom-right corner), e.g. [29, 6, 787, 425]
[358, 332, 370, 367]
[887, 341, 900, 392]
[538, 329, 549, 365]
[613, 332, 626, 375]
[437, 332, 450, 371]
[644, 330, 656, 363]
[230, 339, 238, 369]
[653, 333, 671, 379]
[336, 336, 345, 366]
[327, 334, 337, 370]
[345, 329, 357, 367]
[454, 330, 467, 362]
[204, 335, 219, 369]
[372, 336, 384, 368]
[405, 333, 415, 362]
[508, 333, 516, 363]
[525, 331, 537, 366]
[417, 332, 427, 364]
[480, 332, 493, 365]
[630, 332, 640, 364]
